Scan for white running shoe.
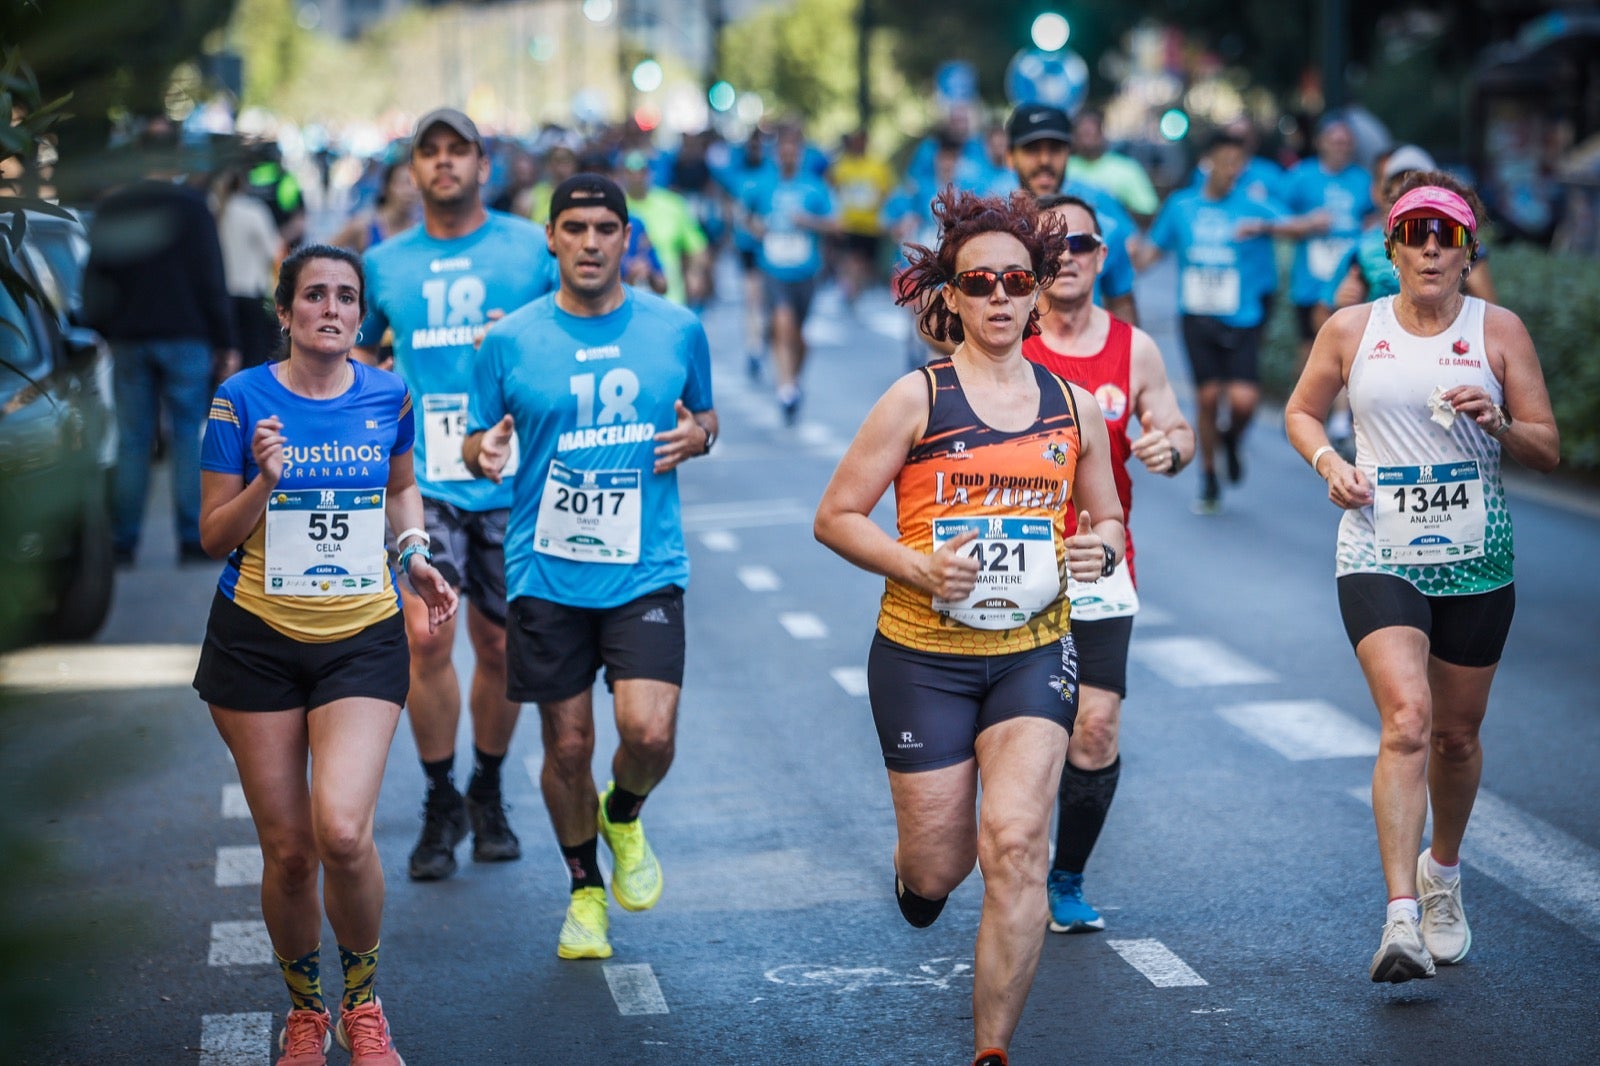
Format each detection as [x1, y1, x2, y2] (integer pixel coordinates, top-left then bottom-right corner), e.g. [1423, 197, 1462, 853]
[1416, 851, 1472, 964]
[1369, 914, 1436, 983]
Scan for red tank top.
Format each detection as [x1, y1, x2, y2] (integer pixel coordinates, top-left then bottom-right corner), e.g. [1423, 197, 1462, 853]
[1023, 316, 1137, 584]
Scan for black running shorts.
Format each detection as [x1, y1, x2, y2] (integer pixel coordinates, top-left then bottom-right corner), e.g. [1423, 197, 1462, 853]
[866, 630, 1078, 773]
[1179, 315, 1263, 385]
[1337, 573, 1515, 668]
[398, 498, 509, 627]
[505, 585, 686, 703]
[1072, 615, 1135, 698]
[193, 592, 409, 711]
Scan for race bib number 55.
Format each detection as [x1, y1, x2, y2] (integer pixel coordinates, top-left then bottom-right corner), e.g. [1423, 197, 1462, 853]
[265, 488, 387, 595]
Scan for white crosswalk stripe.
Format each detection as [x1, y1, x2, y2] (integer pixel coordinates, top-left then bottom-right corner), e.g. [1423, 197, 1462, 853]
[199, 1012, 272, 1066]
[1216, 700, 1379, 760]
[605, 962, 670, 1015]
[215, 846, 262, 888]
[208, 920, 272, 966]
[1107, 938, 1209, 987]
[738, 565, 783, 592]
[830, 667, 869, 697]
[779, 612, 829, 640]
[1130, 636, 1278, 687]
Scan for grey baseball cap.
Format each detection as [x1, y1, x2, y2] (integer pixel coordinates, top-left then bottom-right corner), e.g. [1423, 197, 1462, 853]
[1382, 144, 1437, 180]
[411, 108, 482, 151]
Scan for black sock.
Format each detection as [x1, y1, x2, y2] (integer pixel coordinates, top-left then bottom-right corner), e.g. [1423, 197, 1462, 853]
[466, 748, 505, 799]
[422, 757, 456, 799]
[605, 784, 648, 824]
[1053, 757, 1121, 874]
[895, 874, 947, 929]
[561, 838, 605, 893]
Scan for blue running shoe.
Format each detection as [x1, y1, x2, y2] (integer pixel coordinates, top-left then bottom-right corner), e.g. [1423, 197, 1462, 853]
[1047, 870, 1105, 933]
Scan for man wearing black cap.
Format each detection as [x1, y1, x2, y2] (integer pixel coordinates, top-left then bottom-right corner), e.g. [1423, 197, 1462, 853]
[356, 107, 558, 883]
[463, 173, 717, 962]
[1005, 104, 1140, 326]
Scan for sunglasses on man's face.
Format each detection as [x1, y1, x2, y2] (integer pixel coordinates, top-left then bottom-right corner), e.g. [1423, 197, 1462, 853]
[951, 269, 1039, 298]
[1062, 232, 1103, 255]
[1389, 217, 1472, 249]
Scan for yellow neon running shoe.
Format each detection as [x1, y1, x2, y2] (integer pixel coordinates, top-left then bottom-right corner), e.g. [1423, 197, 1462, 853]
[597, 782, 664, 912]
[557, 886, 613, 960]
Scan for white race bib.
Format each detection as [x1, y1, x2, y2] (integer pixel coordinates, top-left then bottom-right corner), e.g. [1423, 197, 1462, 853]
[533, 460, 641, 565]
[264, 488, 387, 596]
[763, 231, 811, 269]
[931, 516, 1061, 630]
[1374, 461, 1486, 564]
[1306, 237, 1353, 281]
[1067, 556, 1140, 620]
[1180, 266, 1241, 317]
[423, 393, 518, 483]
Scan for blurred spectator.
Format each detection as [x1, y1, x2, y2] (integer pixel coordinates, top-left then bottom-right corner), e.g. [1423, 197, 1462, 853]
[827, 128, 895, 304]
[527, 145, 578, 223]
[84, 118, 238, 565]
[330, 159, 421, 254]
[1068, 107, 1160, 225]
[210, 164, 283, 369]
[491, 146, 538, 216]
[247, 142, 308, 250]
[620, 150, 709, 307]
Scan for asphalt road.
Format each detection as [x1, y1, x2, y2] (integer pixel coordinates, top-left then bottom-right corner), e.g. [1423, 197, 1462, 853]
[3, 257, 1598, 1066]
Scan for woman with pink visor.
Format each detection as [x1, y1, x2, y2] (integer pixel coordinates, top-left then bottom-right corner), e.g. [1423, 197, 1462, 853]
[1284, 173, 1560, 984]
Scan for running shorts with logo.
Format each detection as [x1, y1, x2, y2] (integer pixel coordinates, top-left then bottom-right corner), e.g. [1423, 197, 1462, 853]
[506, 585, 685, 702]
[399, 499, 509, 625]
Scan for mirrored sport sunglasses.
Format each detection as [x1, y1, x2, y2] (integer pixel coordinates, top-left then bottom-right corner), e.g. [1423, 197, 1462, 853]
[951, 268, 1039, 297]
[1063, 231, 1104, 254]
[1389, 217, 1472, 249]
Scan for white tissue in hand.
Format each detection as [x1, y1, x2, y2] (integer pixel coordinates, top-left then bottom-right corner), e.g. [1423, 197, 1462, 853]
[1427, 386, 1456, 430]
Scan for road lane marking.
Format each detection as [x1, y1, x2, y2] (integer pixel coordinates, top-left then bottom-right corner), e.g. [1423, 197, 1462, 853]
[1135, 604, 1174, 626]
[1348, 787, 1600, 943]
[604, 962, 669, 1015]
[1216, 700, 1379, 760]
[0, 643, 201, 692]
[779, 613, 829, 640]
[830, 667, 869, 697]
[738, 565, 782, 592]
[208, 920, 272, 966]
[1129, 637, 1277, 687]
[199, 1012, 272, 1066]
[221, 784, 250, 819]
[215, 846, 262, 887]
[766, 957, 972, 992]
[682, 499, 810, 531]
[1106, 938, 1208, 987]
[698, 530, 740, 553]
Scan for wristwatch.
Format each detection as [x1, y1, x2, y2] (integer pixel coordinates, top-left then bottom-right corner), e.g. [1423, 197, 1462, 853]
[1164, 445, 1182, 476]
[1490, 405, 1512, 438]
[1100, 543, 1117, 578]
[701, 424, 717, 454]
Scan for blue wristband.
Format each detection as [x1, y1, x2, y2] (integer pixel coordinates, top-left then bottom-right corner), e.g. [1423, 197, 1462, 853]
[397, 543, 432, 576]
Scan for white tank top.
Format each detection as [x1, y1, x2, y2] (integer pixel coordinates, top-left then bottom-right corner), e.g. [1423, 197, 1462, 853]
[1335, 295, 1513, 594]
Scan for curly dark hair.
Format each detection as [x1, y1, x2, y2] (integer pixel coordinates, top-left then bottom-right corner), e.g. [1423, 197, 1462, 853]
[895, 188, 1071, 344]
[274, 243, 367, 319]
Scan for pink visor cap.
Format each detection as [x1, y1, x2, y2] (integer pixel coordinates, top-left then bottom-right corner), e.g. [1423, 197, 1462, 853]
[1387, 186, 1477, 234]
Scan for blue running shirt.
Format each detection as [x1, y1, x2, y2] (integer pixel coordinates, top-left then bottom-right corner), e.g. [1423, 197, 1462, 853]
[358, 211, 557, 511]
[741, 170, 834, 281]
[202, 361, 414, 642]
[1280, 161, 1372, 305]
[1147, 186, 1283, 329]
[469, 289, 714, 609]
[974, 172, 1136, 305]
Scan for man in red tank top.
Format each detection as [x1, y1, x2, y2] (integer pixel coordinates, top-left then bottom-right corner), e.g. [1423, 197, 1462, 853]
[1022, 194, 1195, 933]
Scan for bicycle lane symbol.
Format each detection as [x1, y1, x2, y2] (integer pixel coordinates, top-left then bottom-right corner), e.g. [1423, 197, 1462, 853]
[764, 957, 974, 994]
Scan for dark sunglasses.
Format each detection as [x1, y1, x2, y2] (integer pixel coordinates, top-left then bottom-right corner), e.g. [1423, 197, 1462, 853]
[951, 269, 1039, 297]
[1389, 217, 1471, 249]
[1062, 232, 1103, 254]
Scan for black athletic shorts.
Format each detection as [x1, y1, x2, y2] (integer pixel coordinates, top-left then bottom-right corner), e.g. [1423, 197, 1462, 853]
[835, 232, 882, 261]
[866, 631, 1078, 773]
[1072, 615, 1135, 698]
[506, 585, 686, 703]
[396, 498, 509, 626]
[1293, 301, 1319, 342]
[763, 276, 817, 323]
[1179, 315, 1263, 385]
[193, 592, 410, 711]
[1337, 573, 1515, 668]
[737, 248, 758, 273]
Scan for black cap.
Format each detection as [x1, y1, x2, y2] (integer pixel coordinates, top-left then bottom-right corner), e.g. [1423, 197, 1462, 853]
[411, 108, 482, 152]
[1007, 105, 1073, 148]
[548, 174, 629, 224]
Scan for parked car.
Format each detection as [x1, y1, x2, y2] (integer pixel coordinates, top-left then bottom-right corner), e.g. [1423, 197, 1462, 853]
[0, 209, 117, 646]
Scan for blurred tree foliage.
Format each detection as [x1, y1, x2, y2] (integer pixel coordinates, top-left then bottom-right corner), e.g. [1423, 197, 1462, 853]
[0, 0, 235, 199]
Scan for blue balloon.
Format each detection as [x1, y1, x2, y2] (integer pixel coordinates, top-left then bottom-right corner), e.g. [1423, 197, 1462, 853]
[1005, 48, 1089, 114]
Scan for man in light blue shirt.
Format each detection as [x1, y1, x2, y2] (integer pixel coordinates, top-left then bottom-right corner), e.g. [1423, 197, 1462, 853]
[1279, 116, 1371, 362]
[464, 174, 717, 963]
[356, 107, 557, 882]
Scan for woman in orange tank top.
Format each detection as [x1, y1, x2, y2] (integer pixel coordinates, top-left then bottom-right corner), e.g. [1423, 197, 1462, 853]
[815, 188, 1124, 1066]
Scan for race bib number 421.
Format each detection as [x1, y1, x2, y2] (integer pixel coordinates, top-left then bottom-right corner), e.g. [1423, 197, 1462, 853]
[264, 488, 387, 595]
[931, 516, 1060, 630]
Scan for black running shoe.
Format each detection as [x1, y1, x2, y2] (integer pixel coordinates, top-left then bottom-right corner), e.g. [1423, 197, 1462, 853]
[1221, 426, 1243, 484]
[973, 1054, 1007, 1066]
[895, 874, 946, 928]
[1192, 470, 1222, 516]
[466, 791, 522, 862]
[408, 790, 468, 881]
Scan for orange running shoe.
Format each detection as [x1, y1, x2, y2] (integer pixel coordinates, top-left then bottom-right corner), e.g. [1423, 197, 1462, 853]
[335, 998, 406, 1065]
[276, 1008, 331, 1066]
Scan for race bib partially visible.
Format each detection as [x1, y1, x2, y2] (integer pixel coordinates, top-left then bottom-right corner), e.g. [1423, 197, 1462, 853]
[763, 231, 811, 269]
[1180, 266, 1241, 317]
[931, 516, 1060, 630]
[533, 460, 641, 565]
[1374, 461, 1486, 564]
[264, 488, 387, 596]
[1067, 556, 1140, 620]
[423, 393, 518, 483]
[1307, 237, 1354, 281]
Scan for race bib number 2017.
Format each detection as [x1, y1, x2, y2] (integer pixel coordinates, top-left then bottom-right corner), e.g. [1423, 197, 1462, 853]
[533, 461, 642, 565]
